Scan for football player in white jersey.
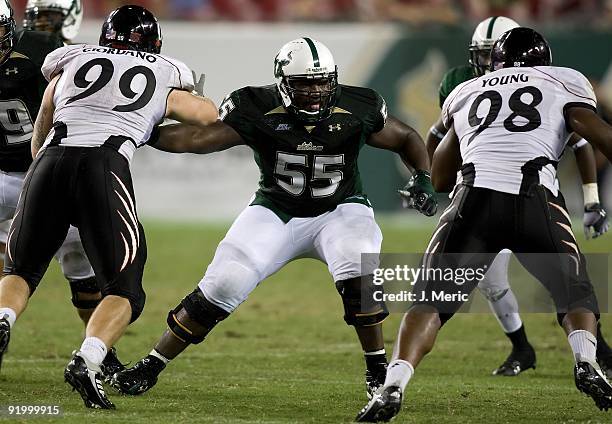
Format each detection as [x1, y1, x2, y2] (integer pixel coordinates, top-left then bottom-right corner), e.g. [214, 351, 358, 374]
[357, 28, 612, 422]
[17, 0, 128, 378]
[424, 15, 610, 378]
[0, 5, 217, 409]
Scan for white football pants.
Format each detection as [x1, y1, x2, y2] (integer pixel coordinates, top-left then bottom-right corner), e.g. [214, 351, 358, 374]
[198, 203, 383, 313]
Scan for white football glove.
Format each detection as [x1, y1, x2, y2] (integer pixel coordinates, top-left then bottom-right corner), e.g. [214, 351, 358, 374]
[191, 71, 206, 97]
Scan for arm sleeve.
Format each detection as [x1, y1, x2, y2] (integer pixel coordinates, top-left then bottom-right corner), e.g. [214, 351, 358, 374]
[365, 91, 388, 134]
[555, 69, 598, 129]
[441, 88, 458, 129]
[219, 90, 257, 147]
[560, 69, 597, 110]
[41, 45, 74, 81]
[439, 74, 451, 109]
[165, 56, 195, 92]
[440, 79, 471, 129]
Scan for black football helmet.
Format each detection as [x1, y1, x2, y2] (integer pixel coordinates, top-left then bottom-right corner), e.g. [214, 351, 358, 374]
[0, 0, 15, 65]
[490, 27, 552, 72]
[99, 5, 162, 54]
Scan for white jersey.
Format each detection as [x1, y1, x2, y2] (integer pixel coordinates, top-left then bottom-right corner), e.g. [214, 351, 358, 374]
[442, 66, 596, 195]
[41, 44, 194, 162]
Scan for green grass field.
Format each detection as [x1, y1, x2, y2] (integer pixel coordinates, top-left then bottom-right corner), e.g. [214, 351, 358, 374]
[1, 218, 611, 423]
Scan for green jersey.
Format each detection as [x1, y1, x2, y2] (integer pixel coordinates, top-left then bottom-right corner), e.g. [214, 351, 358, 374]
[0, 30, 63, 171]
[220, 84, 387, 222]
[438, 65, 477, 109]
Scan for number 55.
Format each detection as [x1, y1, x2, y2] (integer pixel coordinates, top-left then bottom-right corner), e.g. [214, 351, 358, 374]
[274, 152, 344, 198]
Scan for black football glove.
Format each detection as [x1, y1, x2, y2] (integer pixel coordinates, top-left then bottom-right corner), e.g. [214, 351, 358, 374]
[398, 170, 438, 217]
[583, 202, 609, 239]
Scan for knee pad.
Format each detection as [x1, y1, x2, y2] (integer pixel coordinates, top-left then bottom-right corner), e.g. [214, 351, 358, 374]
[129, 292, 146, 323]
[0, 219, 10, 245]
[69, 277, 101, 309]
[329, 239, 382, 281]
[477, 286, 509, 302]
[166, 288, 230, 344]
[198, 241, 264, 312]
[336, 276, 388, 327]
[56, 241, 95, 281]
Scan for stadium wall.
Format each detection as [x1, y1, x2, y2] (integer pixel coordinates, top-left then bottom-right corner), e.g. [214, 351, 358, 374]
[74, 22, 612, 220]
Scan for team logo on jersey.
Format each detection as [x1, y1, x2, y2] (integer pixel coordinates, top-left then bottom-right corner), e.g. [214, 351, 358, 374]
[328, 124, 342, 132]
[297, 141, 323, 151]
[4, 67, 18, 75]
[275, 123, 293, 131]
[218, 97, 236, 120]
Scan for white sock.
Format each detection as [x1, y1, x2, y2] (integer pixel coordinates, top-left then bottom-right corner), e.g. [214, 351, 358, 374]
[488, 289, 522, 333]
[568, 330, 597, 365]
[79, 337, 107, 367]
[150, 349, 170, 364]
[0, 307, 16, 328]
[384, 359, 414, 392]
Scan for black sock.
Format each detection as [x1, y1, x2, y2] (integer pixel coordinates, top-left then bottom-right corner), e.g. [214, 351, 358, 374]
[506, 325, 531, 351]
[364, 351, 387, 371]
[596, 322, 612, 357]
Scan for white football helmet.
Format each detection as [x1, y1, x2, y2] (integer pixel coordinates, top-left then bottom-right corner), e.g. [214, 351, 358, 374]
[274, 37, 338, 123]
[0, 0, 14, 65]
[24, 0, 82, 42]
[469, 16, 519, 76]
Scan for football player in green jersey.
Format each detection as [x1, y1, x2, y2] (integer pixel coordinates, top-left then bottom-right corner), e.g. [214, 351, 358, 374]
[0, 0, 62, 373]
[425, 16, 611, 378]
[23, 0, 82, 44]
[111, 37, 436, 400]
[0, 0, 125, 378]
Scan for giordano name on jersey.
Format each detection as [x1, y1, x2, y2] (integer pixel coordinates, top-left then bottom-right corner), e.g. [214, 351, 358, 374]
[81, 47, 157, 63]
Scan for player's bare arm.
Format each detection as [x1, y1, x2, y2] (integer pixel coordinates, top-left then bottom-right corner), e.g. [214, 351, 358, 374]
[567, 108, 612, 238]
[425, 115, 446, 162]
[431, 124, 461, 192]
[569, 134, 597, 184]
[368, 115, 437, 216]
[567, 107, 612, 163]
[165, 89, 218, 126]
[366, 115, 430, 171]
[31, 74, 60, 158]
[151, 121, 244, 154]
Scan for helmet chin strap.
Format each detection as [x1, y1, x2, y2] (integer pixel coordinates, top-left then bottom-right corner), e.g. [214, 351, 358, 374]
[298, 109, 319, 118]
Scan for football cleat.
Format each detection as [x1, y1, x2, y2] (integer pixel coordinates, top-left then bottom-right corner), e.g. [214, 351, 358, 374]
[110, 354, 165, 395]
[0, 317, 10, 372]
[597, 353, 612, 380]
[100, 347, 126, 383]
[365, 362, 387, 400]
[492, 346, 536, 376]
[356, 385, 402, 422]
[574, 361, 612, 411]
[64, 351, 115, 409]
